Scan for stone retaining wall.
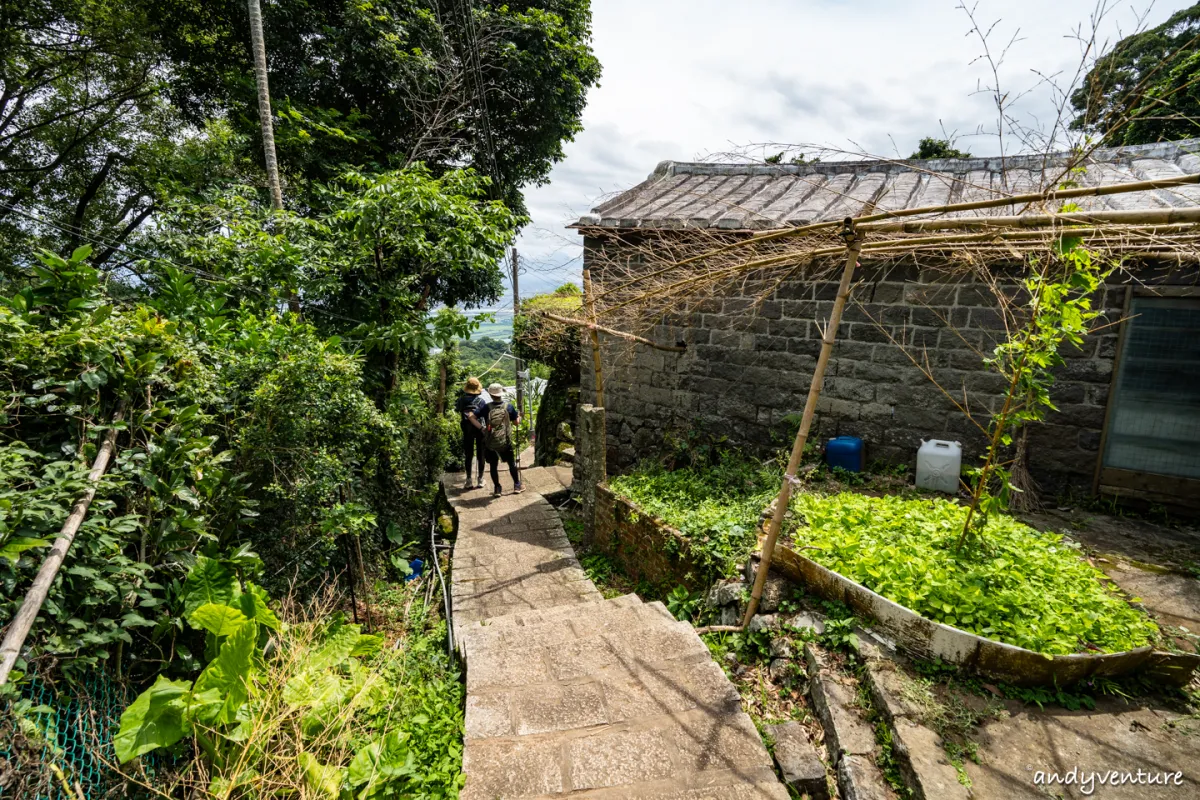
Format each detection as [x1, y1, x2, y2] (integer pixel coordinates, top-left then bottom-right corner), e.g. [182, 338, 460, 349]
[581, 240, 1199, 496]
[594, 484, 707, 591]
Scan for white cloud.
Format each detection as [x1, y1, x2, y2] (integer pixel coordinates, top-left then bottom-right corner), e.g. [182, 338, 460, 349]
[506, 0, 1187, 303]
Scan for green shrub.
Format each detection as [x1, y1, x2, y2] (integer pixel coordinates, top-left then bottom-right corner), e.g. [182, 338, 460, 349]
[787, 491, 1158, 655]
[607, 457, 777, 581]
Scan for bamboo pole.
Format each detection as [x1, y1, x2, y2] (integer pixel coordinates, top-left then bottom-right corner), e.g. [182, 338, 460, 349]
[863, 205, 1200, 233]
[582, 267, 604, 406]
[0, 407, 124, 685]
[537, 311, 687, 352]
[586, 172, 1200, 305]
[698, 223, 862, 635]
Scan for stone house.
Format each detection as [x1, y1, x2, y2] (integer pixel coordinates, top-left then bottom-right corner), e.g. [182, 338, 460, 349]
[569, 139, 1200, 508]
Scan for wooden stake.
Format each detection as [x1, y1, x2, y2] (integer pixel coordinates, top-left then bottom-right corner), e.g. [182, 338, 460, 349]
[698, 222, 862, 634]
[0, 407, 124, 685]
[537, 310, 686, 352]
[583, 267, 604, 407]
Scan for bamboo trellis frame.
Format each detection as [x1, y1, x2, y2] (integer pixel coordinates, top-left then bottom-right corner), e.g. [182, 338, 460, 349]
[562, 168, 1200, 632]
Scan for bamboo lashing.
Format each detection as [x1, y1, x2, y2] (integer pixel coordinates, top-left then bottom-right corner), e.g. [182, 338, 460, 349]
[584, 171, 1200, 307]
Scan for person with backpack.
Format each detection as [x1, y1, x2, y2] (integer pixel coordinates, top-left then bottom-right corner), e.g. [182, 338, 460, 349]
[454, 377, 488, 490]
[474, 382, 523, 496]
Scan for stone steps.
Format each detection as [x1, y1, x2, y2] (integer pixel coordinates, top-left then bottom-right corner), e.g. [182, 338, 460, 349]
[803, 643, 895, 800]
[444, 470, 787, 800]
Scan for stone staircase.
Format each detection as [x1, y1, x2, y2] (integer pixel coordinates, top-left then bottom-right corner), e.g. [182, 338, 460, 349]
[443, 470, 786, 800]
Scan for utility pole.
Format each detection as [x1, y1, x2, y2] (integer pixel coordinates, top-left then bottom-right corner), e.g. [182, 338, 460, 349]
[512, 247, 524, 461]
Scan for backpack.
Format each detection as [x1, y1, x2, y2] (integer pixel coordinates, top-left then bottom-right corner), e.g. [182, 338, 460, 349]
[484, 401, 511, 451]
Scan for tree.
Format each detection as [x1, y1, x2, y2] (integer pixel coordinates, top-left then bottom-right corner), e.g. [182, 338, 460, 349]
[512, 283, 581, 465]
[148, 164, 521, 404]
[140, 0, 602, 214]
[0, 1, 160, 274]
[910, 137, 972, 160]
[1071, 4, 1200, 145]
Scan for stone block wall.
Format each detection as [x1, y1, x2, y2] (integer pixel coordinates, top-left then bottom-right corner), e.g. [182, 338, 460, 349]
[580, 239, 1199, 498]
[594, 484, 707, 591]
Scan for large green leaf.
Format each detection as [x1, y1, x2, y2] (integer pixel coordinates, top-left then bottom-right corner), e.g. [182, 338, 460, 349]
[194, 620, 257, 724]
[182, 556, 237, 619]
[310, 621, 362, 671]
[349, 634, 384, 658]
[113, 676, 192, 763]
[0, 537, 49, 563]
[238, 581, 281, 631]
[189, 603, 250, 636]
[348, 731, 414, 790]
[299, 752, 346, 798]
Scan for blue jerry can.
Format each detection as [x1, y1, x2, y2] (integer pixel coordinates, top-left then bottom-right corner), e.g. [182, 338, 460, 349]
[825, 436, 864, 472]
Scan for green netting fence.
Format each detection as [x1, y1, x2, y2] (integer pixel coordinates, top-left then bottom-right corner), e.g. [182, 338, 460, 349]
[0, 672, 170, 800]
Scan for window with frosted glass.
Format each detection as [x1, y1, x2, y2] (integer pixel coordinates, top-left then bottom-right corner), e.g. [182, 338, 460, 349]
[1101, 296, 1200, 480]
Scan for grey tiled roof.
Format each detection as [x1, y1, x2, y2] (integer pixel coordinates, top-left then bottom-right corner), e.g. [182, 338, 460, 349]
[570, 138, 1200, 231]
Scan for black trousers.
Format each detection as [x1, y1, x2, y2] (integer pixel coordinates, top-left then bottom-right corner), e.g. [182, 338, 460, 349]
[485, 444, 520, 489]
[461, 422, 484, 481]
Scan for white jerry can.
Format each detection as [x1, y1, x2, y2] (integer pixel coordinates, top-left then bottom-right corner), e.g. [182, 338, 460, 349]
[915, 439, 962, 494]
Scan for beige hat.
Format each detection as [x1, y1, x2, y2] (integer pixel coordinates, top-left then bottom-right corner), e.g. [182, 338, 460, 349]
[464, 377, 482, 395]
[487, 383, 505, 398]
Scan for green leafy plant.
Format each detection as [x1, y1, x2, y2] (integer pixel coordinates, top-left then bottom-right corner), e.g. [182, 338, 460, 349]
[959, 246, 1110, 550]
[788, 491, 1158, 655]
[665, 586, 703, 622]
[608, 455, 777, 581]
[115, 561, 463, 798]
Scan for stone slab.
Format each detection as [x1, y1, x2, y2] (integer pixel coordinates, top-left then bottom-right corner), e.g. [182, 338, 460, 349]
[889, 717, 967, 800]
[809, 672, 877, 759]
[862, 661, 926, 724]
[765, 721, 830, 800]
[837, 754, 891, 800]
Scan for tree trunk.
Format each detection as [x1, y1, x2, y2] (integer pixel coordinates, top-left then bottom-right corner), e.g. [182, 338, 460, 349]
[247, 0, 284, 213]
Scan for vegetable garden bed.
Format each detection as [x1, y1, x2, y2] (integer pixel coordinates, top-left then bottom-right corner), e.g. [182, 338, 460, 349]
[608, 459, 1200, 686]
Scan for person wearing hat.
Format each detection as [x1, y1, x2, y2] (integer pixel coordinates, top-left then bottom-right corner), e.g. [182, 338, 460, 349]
[455, 377, 488, 490]
[472, 382, 524, 496]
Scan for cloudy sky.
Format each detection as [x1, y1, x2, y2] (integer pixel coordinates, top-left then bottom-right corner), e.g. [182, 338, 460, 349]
[499, 0, 1186, 308]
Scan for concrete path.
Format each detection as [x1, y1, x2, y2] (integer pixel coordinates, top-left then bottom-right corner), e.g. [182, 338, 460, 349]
[444, 469, 786, 800]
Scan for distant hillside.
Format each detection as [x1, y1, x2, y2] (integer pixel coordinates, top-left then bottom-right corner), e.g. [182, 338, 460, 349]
[470, 317, 512, 341]
[457, 336, 511, 380]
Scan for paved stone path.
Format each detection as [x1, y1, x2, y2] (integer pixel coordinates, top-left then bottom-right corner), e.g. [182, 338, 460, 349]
[444, 469, 786, 800]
